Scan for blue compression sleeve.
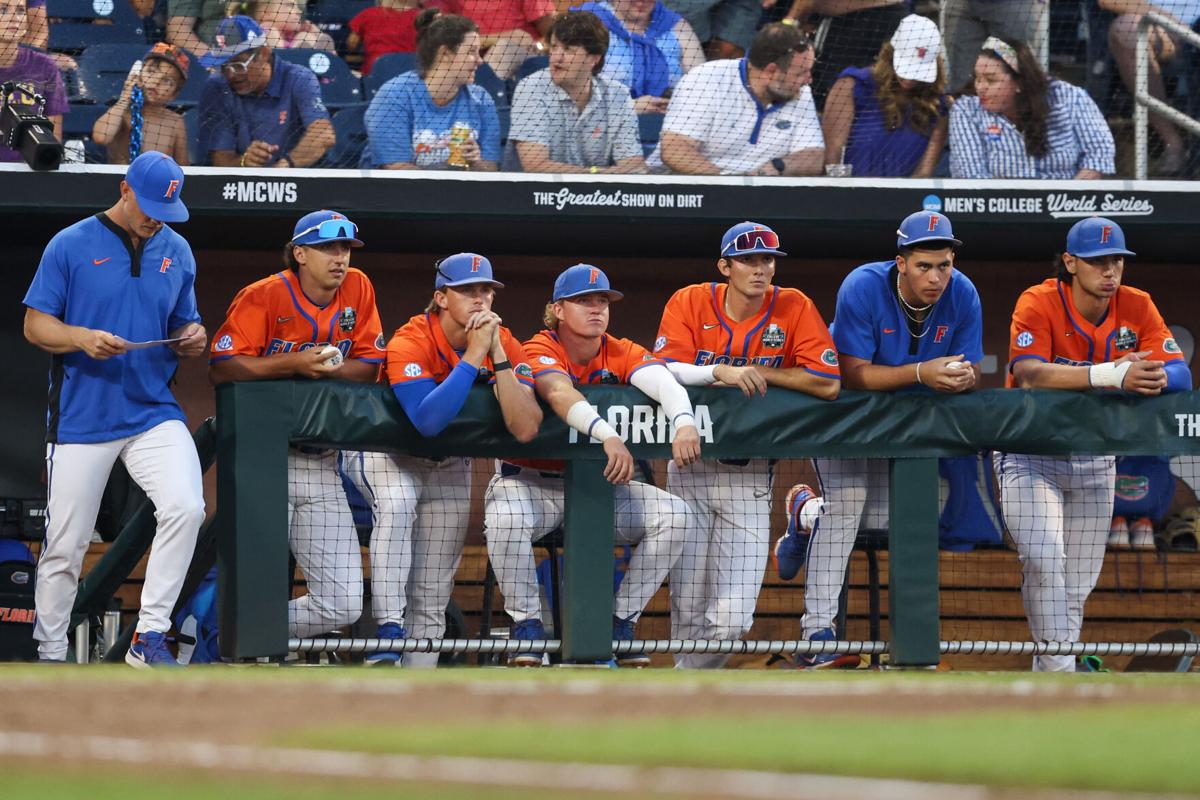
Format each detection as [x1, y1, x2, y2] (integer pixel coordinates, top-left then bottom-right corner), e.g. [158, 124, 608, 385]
[392, 360, 479, 436]
[1165, 360, 1192, 393]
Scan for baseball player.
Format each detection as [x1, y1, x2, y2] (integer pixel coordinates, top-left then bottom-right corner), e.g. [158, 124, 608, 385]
[22, 152, 207, 667]
[999, 217, 1189, 672]
[210, 210, 385, 638]
[484, 264, 699, 667]
[654, 222, 841, 669]
[343, 253, 542, 667]
[776, 210, 983, 668]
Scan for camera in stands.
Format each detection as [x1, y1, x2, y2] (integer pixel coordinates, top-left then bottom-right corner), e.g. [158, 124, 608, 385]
[0, 81, 64, 171]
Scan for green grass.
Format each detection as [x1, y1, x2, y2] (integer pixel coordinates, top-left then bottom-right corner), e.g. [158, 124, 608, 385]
[282, 702, 1200, 795]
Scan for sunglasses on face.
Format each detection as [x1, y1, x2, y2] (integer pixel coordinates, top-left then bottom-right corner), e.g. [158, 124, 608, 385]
[294, 219, 358, 242]
[222, 50, 259, 75]
[725, 229, 780, 254]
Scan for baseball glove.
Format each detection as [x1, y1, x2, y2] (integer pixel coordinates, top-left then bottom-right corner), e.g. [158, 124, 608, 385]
[1162, 506, 1200, 552]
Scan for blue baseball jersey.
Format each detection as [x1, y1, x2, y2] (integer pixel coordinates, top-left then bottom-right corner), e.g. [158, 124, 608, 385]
[23, 214, 201, 444]
[830, 261, 983, 385]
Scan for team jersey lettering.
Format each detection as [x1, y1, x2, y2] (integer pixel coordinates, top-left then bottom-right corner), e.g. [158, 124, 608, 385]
[934, 325, 949, 343]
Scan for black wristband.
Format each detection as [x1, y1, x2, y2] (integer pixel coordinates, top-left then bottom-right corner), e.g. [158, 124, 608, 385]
[771, 157, 786, 175]
[492, 360, 512, 372]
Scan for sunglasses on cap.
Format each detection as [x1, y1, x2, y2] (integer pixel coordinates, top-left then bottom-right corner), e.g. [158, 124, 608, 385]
[724, 229, 780, 254]
[293, 218, 358, 242]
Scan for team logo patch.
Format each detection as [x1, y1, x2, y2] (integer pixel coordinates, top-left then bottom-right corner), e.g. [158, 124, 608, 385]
[1114, 475, 1150, 502]
[642, 354, 655, 361]
[1114, 326, 1138, 352]
[403, 363, 423, 377]
[215, 335, 233, 352]
[339, 307, 357, 332]
[1164, 338, 1182, 354]
[515, 363, 534, 379]
[1016, 331, 1034, 348]
[820, 348, 839, 367]
[159, 257, 172, 273]
[10, 570, 29, 586]
[374, 333, 386, 350]
[761, 324, 786, 349]
[538, 355, 557, 365]
[597, 369, 619, 384]
[654, 336, 667, 352]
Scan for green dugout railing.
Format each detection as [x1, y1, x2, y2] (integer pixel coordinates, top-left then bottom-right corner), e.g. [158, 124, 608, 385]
[215, 381, 1200, 665]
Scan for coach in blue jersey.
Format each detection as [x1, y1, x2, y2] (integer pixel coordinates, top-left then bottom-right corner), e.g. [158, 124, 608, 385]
[22, 152, 207, 668]
[776, 210, 984, 668]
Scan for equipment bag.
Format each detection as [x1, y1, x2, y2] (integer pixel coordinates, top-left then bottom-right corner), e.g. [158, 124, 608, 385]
[0, 539, 37, 661]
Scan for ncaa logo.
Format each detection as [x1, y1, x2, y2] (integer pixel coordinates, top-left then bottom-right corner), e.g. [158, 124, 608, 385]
[1016, 331, 1034, 348]
[404, 363, 422, 377]
[215, 335, 233, 352]
[922, 195, 942, 212]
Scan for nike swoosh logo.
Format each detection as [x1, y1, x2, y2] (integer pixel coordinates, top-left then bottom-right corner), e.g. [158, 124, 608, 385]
[277, 316, 294, 324]
[883, 328, 896, 334]
[703, 323, 720, 330]
[93, 257, 111, 265]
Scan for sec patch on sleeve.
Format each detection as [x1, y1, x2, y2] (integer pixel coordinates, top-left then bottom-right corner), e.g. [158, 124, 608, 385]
[215, 335, 233, 352]
[654, 336, 667, 352]
[404, 363, 423, 377]
[1016, 331, 1034, 348]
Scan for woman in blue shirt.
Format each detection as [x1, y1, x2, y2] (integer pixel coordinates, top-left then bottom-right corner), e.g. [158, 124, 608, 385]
[363, 9, 502, 170]
[949, 37, 1114, 179]
[821, 14, 949, 178]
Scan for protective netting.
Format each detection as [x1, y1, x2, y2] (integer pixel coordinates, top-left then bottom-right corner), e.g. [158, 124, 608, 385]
[8, 0, 1195, 176]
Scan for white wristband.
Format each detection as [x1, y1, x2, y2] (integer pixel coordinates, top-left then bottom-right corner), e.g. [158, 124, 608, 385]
[1088, 361, 1132, 389]
[566, 399, 619, 441]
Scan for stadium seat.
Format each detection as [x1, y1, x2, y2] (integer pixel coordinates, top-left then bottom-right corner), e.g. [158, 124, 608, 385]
[274, 48, 365, 110]
[514, 54, 548, 84]
[473, 62, 508, 111]
[637, 112, 663, 156]
[363, 51, 416, 99]
[46, 0, 147, 51]
[322, 105, 367, 168]
[72, 42, 152, 104]
[306, 0, 373, 54]
[62, 103, 108, 163]
[182, 106, 204, 166]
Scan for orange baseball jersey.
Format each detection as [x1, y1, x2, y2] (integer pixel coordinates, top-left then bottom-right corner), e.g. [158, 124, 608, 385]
[524, 330, 664, 385]
[386, 312, 535, 388]
[209, 268, 385, 364]
[1007, 279, 1183, 386]
[654, 282, 840, 379]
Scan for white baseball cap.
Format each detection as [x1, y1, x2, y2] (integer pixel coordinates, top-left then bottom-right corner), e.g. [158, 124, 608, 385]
[889, 14, 942, 84]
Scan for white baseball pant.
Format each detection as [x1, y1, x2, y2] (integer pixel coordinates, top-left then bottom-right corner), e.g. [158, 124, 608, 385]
[343, 451, 471, 668]
[483, 467, 689, 627]
[287, 449, 363, 637]
[35, 419, 205, 661]
[667, 458, 772, 669]
[802, 458, 892, 639]
[995, 453, 1115, 672]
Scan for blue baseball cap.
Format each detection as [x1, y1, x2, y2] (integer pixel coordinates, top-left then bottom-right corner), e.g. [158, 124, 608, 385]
[199, 15, 267, 68]
[721, 221, 786, 258]
[896, 210, 961, 248]
[435, 253, 504, 289]
[1066, 217, 1135, 258]
[291, 210, 363, 247]
[125, 151, 188, 223]
[553, 264, 624, 302]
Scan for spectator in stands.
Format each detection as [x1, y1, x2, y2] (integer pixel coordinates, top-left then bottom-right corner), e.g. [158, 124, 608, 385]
[656, 22, 823, 175]
[780, 0, 909, 109]
[166, 0, 226, 56]
[241, 0, 337, 51]
[1101, 0, 1200, 176]
[949, 37, 1115, 179]
[509, 11, 646, 173]
[199, 15, 335, 167]
[93, 43, 191, 166]
[942, 0, 1048, 93]
[576, 0, 704, 115]
[821, 14, 948, 177]
[0, 0, 65, 161]
[362, 9, 500, 169]
[458, 0, 554, 79]
[23, 0, 78, 71]
[664, 0, 760, 59]
[349, 0, 453, 75]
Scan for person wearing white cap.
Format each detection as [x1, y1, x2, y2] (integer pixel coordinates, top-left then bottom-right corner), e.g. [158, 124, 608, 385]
[22, 152, 207, 667]
[820, 13, 949, 178]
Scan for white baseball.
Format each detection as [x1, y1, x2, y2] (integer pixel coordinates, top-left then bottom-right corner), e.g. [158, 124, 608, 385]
[316, 345, 343, 370]
[946, 361, 968, 371]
